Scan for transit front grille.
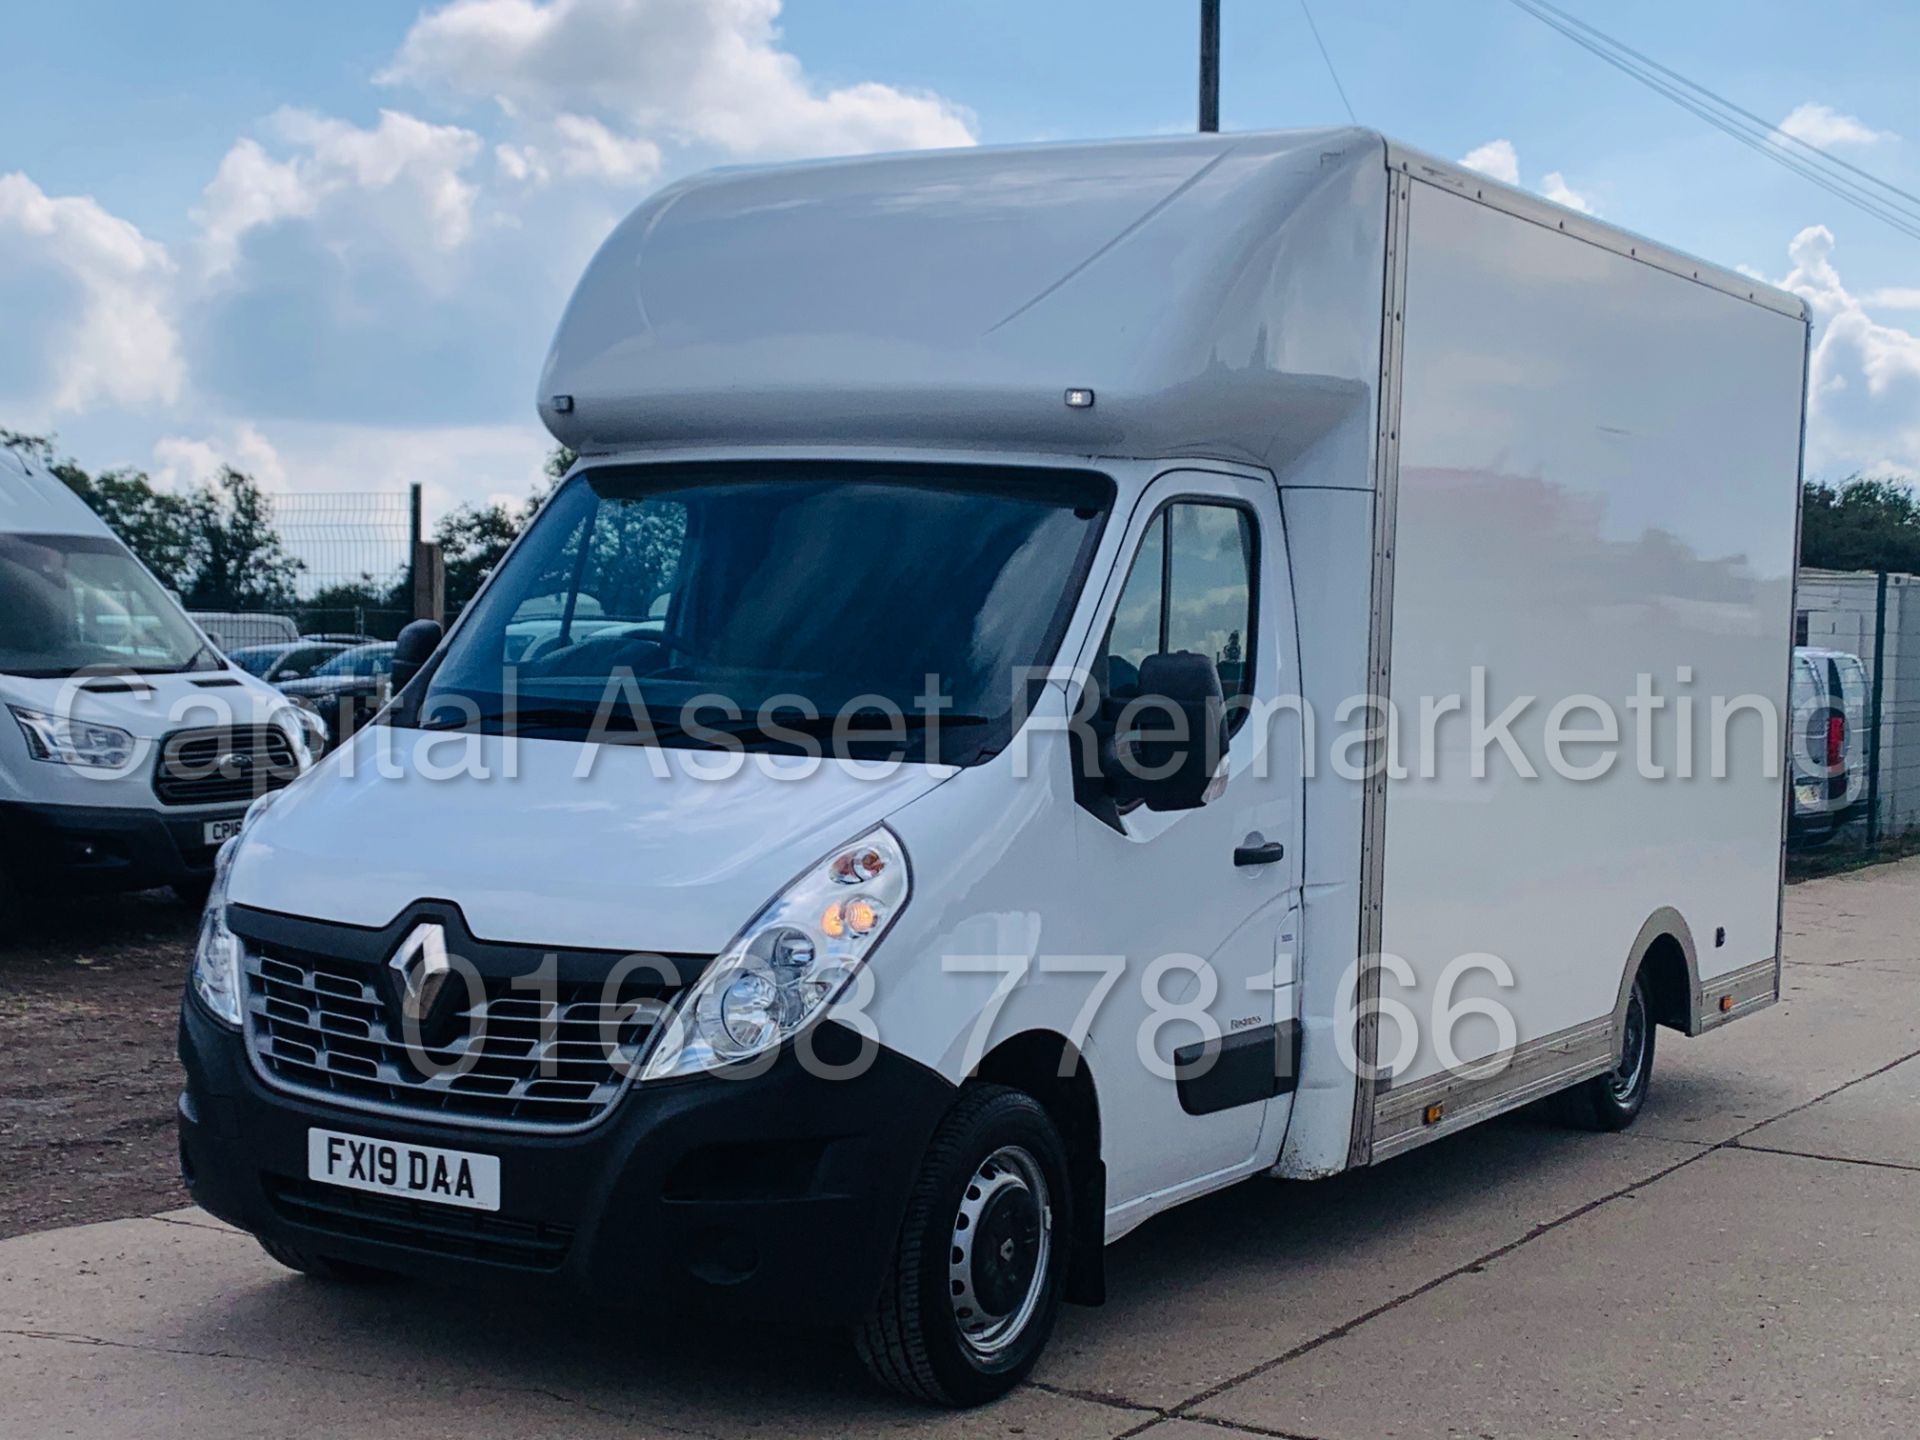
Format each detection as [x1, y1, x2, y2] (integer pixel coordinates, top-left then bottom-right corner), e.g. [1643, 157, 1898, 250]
[242, 944, 672, 1130]
[153, 726, 301, 807]
[264, 1176, 574, 1271]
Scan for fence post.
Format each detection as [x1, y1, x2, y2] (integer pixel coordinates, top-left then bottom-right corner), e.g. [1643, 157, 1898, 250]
[407, 483, 423, 622]
[412, 541, 445, 626]
[1866, 570, 1889, 845]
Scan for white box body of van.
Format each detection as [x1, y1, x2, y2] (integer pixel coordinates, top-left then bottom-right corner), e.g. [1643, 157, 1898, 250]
[180, 129, 1808, 1401]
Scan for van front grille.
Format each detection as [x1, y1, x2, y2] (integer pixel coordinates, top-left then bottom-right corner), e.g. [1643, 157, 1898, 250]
[154, 726, 301, 806]
[241, 944, 672, 1131]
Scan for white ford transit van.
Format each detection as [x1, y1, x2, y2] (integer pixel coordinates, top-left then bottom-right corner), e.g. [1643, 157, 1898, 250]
[0, 445, 324, 922]
[179, 130, 1808, 1405]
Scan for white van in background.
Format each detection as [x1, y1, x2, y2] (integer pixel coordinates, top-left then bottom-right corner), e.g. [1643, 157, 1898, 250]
[0, 445, 325, 922]
[1790, 646, 1871, 841]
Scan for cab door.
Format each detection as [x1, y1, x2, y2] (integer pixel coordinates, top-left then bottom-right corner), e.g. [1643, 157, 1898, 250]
[1071, 469, 1304, 1214]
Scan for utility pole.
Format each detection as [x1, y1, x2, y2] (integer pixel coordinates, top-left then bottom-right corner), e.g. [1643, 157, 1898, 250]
[1199, 0, 1221, 133]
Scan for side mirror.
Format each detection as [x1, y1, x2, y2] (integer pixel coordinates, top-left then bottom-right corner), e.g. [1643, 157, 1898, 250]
[391, 619, 444, 693]
[1104, 651, 1229, 813]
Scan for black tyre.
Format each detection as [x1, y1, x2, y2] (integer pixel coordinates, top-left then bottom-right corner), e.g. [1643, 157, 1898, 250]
[854, 1084, 1072, 1407]
[258, 1236, 401, 1285]
[1554, 969, 1656, 1132]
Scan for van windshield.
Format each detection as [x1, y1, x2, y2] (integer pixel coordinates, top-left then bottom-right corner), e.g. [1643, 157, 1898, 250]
[0, 534, 215, 678]
[412, 462, 1112, 764]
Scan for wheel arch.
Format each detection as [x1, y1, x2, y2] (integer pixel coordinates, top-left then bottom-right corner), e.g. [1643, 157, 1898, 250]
[1617, 907, 1701, 1038]
[971, 1030, 1106, 1305]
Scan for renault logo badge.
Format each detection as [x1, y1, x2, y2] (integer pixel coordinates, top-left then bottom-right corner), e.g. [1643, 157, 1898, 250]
[389, 921, 452, 1020]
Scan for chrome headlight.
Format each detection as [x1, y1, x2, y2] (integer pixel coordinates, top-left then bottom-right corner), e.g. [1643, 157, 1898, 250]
[642, 827, 910, 1080]
[280, 702, 328, 762]
[190, 789, 285, 1026]
[9, 705, 138, 771]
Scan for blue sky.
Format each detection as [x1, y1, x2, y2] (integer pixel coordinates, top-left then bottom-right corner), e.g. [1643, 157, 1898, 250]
[2, 0, 1916, 521]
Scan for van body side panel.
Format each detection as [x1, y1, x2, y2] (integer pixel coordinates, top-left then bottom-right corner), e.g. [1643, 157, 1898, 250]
[1372, 182, 1803, 1114]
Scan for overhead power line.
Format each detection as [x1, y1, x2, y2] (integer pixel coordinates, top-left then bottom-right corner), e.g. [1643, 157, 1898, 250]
[1506, 0, 1920, 243]
[1299, 0, 1358, 125]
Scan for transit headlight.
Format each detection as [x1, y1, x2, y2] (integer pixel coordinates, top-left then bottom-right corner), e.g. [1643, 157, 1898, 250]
[190, 789, 284, 1027]
[9, 705, 138, 771]
[642, 827, 910, 1080]
[281, 702, 328, 762]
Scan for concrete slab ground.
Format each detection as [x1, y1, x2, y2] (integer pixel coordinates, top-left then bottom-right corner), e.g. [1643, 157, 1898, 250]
[2, 858, 1917, 1439]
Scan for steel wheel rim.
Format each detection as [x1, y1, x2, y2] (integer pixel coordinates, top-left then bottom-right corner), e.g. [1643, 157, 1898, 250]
[947, 1144, 1052, 1359]
[1610, 986, 1649, 1102]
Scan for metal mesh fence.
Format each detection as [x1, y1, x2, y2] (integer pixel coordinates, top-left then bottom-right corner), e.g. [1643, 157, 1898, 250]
[1795, 569, 1920, 858]
[186, 490, 415, 646]
[272, 491, 414, 640]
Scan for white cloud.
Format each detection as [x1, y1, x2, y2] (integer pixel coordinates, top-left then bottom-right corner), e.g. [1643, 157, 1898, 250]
[0, 172, 183, 415]
[243, 419, 556, 519]
[1460, 139, 1598, 216]
[384, 0, 976, 160]
[1778, 102, 1895, 150]
[151, 423, 288, 491]
[496, 112, 663, 187]
[1460, 139, 1520, 186]
[1539, 171, 1592, 214]
[141, 417, 554, 521]
[1772, 224, 1920, 476]
[196, 108, 485, 275]
[1864, 287, 1920, 309]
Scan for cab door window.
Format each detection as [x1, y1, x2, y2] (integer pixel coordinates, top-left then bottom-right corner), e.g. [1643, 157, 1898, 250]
[1099, 500, 1256, 714]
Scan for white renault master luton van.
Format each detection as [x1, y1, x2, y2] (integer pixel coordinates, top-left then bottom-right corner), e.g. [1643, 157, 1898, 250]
[0, 445, 324, 922]
[179, 129, 1807, 1406]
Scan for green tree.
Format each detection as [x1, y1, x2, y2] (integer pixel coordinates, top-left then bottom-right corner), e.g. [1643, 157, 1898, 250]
[1801, 478, 1920, 574]
[182, 467, 303, 612]
[437, 499, 530, 613]
[305, 574, 411, 639]
[433, 446, 568, 612]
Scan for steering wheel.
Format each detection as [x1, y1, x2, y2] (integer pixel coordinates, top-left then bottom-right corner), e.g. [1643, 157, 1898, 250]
[522, 624, 702, 673]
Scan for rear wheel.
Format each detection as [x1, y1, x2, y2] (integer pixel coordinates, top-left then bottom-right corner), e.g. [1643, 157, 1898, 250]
[1554, 970, 1656, 1131]
[258, 1236, 402, 1285]
[854, 1084, 1071, 1406]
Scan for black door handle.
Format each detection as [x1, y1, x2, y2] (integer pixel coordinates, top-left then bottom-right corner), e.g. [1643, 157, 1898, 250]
[1234, 840, 1285, 867]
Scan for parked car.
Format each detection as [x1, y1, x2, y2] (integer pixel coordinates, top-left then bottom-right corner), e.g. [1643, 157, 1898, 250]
[226, 640, 354, 686]
[276, 641, 395, 744]
[0, 446, 325, 921]
[1790, 645, 1870, 842]
[189, 610, 299, 650]
[180, 130, 1808, 1405]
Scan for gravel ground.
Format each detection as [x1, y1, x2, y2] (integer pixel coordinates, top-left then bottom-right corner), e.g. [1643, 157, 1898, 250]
[0, 893, 197, 1238]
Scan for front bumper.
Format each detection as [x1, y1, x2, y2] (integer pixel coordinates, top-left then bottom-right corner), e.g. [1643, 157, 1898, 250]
[0, 799, 242, 892]
[178, 997, 955, 1322]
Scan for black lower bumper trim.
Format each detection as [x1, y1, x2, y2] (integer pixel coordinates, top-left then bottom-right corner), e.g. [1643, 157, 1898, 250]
[263, 1176, 575, 1271]
[0, 798, 242, 891]
[179, 997, 956, 1322]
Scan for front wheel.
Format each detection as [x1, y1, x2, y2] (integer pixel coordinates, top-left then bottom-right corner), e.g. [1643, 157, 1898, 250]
[854, 1084, 1072, 1406]
[1554, 969, 1656, 1131]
